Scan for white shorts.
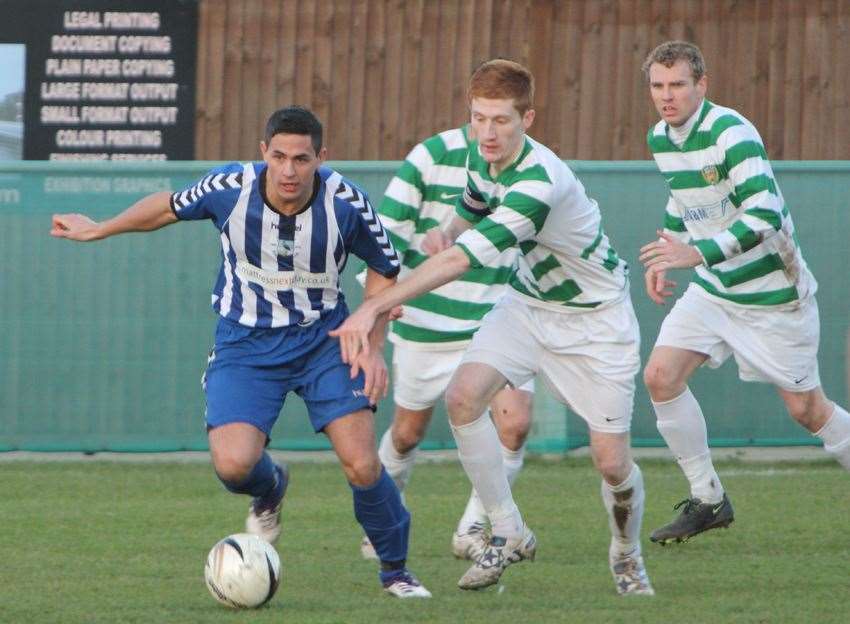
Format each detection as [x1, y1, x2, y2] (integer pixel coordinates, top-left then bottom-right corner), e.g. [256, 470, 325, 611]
[460, 292, 641, 433]
[656, 284, 822, 392]
[392, 343, 534, 411]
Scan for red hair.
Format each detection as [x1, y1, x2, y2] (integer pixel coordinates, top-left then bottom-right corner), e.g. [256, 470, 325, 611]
[468, 59, 534, 115]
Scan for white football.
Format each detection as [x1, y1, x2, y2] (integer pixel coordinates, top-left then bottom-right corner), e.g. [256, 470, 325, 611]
[204, 533, 281, 608]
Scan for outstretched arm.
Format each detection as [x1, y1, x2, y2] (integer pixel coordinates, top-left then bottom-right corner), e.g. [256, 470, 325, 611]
[350, 268, 396, 405]
[330, 245, 471, 363]
[50, 191, 177, 242]
[422, 215, 473, 255]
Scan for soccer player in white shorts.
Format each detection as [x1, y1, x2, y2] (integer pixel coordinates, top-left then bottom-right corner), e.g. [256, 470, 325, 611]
[333, 59, 654, 596]
[639, 41, 850, 545]
[359, 127, 533, 563]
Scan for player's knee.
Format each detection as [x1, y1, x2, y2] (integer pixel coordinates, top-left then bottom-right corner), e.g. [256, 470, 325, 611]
[392, 425, 423, 454]
[342, 455, 382, 487]
[785, 395, 827, 432]
[595, 454, 631, 484]
[496, 419, 530, 450]
[643, 361, 681, 401]
[212, 453, 256, 484]
[445, 383, 479, 424]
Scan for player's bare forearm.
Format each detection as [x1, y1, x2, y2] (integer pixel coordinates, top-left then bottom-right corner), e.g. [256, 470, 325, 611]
[444, 215, 473, 243]
[639, 230, 703, 270]
[365, 246, 469, 317]
[363, 268, 396, 351]
[422, 216, 473, 255]
[51, 191, 177, 242]
[330, 246, 470, 363]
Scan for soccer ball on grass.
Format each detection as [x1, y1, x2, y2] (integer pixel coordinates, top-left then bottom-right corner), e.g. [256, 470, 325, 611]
[204, 533, 281, 608]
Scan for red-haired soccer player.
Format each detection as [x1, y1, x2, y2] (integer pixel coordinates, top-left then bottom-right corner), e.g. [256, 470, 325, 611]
[332, 60, 654, 596]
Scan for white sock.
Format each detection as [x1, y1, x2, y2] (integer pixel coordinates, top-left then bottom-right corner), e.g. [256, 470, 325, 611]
[457, 443, 526, 532]
[653, 387, 724, 503]
[601, 463, 645, 561]
[378, 428, 415, 504]
[815, 404, 850, 470]
[451, 415, 523, 538]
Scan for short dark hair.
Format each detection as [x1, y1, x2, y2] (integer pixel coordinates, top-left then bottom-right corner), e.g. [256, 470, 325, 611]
[642, 41, 706, 83]
[264, 106, 323, 152]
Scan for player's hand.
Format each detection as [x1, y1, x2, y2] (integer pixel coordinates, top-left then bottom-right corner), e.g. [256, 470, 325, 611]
[50, 213, 102, 241]
[639, 230, 703, 270]
[643, 264, 677, 305]
[354, 349, 389, 405]
[388, 305, 404, 321]
[328, 303, 378, 364]
[422, 228, 452, 256]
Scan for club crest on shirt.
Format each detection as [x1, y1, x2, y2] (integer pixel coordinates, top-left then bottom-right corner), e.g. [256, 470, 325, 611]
[277, 239, 295, 257]
[701, 164, 720, 185]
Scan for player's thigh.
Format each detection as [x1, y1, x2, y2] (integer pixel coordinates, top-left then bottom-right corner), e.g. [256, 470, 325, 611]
[298, 336, 373, 433]
[324, 409, 381, 485]
[459, 295, 543, 389]
[730, 297, 821, 391]
[391, 345, 464, 411]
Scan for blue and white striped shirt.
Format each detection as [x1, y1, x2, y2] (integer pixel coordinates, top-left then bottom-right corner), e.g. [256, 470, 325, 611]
[170, 162, 400, 328]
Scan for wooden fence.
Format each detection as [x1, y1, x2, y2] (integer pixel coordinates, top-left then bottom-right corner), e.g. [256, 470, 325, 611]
[194, 0, 850, 161]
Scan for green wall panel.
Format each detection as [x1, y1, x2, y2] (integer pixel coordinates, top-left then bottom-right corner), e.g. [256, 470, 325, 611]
[0, 161, 846, 452]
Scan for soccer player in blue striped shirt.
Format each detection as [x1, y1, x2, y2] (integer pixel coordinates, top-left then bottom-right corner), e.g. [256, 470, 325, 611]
[50, 106, 431, 598]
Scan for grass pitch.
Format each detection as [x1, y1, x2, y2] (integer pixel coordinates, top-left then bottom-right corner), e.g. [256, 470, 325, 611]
[1, 456, 848, 624]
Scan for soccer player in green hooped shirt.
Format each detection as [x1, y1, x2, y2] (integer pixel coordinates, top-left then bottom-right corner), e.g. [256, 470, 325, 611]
[333, 59, 654, 595]
[639, 40, 850, 545]
[357, 126, 534, 565]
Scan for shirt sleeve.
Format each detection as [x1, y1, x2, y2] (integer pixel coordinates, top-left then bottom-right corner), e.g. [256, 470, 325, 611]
[455, 179, 551, 268]
[376, 145, 428, 255]
[169, 163, 244, 223]
[692, 126, 785, 267]
[346, 193, 402, 278]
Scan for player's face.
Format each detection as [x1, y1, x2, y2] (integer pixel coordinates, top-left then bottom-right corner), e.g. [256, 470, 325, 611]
[260, 133, 326, 210]
[648, 59, 707, 128]
[469, 97, 535, 171]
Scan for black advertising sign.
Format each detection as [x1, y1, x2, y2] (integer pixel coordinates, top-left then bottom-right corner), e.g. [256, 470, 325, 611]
[0, 0, 197, 161]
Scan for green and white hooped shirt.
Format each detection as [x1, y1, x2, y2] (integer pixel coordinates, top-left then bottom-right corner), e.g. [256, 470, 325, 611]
[648, 99, 817, 306]
[377, 127, 518, 349]
[455, 135, 629, 312]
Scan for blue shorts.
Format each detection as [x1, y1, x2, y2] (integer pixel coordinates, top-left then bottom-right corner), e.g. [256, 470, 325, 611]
[202, 304, 372, 435]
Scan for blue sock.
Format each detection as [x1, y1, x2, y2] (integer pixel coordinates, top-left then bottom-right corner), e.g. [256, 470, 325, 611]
[217, 451, 281, 502]
[350, 467, 410, 575]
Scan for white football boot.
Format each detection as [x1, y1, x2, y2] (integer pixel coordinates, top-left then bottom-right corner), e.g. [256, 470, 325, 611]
[457, 524, 537, 590]
[451, 521, 489, 561]
[610, 552, 655, 596]
[383, 570, 432, 598]
[245, 464, 289, 544]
